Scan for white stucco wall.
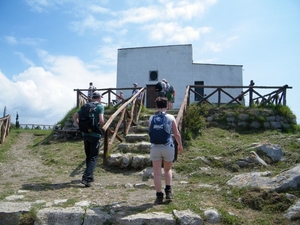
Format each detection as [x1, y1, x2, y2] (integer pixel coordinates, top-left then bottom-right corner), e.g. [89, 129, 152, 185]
[192, 63, 243, 103]
[116, 44, 243, 108]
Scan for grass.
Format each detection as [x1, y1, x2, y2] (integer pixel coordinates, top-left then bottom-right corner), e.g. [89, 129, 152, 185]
[0, 128, 20, 162]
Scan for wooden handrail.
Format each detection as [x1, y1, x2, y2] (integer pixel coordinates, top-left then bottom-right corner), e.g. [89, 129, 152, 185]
[0, 115, 11, 144]
[101, 87, 146, 161]
[189, 85, 292, 107]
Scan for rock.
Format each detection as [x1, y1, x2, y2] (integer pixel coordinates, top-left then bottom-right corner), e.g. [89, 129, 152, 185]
[35, 207, 85, 225]
[204, 208, 221, 224]
[118, 212, 175, 225]
[284, 200, 300, 220]
[85, 207, 111, 225]
[173, 209, 203, 225]
[226, 164, 300, 192]
[256, 143, 284, 162]
[0, 202, 32, 225]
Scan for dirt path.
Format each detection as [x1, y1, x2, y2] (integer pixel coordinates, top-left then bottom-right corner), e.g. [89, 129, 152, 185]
[0, 133, 162, 210]
[0, 133, 48, 184]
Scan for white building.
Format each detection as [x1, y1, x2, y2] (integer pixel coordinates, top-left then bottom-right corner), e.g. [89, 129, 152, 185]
[116, 44, 243, 108]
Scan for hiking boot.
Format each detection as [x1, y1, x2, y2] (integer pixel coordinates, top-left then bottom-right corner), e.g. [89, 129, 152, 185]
[165, 188, 173, 201]
[154, 192, 164, 204]
[81, 179, 92, 187]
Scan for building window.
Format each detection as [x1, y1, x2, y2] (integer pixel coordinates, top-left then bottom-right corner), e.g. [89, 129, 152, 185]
[149, 71, 158, 81]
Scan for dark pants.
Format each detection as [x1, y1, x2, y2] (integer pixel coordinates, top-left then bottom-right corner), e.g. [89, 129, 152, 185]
[83, 135, 100, 181]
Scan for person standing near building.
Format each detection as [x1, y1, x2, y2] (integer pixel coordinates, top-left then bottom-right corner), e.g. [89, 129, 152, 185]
[87, 82, 95, 102]
[157, 79, 167, 97]
[72, 91, 105, 187]
[148, 97, 183, 204]
[117, 91, 124, 103]
[132, 82, 142, 103]
[165, 81, 174, 109]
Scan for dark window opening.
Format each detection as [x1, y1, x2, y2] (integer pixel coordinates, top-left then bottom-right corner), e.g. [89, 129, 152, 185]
[149, 71, 158, 81]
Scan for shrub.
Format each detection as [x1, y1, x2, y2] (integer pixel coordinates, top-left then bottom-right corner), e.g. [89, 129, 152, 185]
[182, 103, 207, 140]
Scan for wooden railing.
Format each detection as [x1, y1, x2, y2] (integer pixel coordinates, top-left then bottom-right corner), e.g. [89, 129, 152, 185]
[73, 87, 146, 160]
[74, 87, 140, 108]
[0, 115, 11, 144]
[189, 85, 292, 106]
[18, 124, 54, 130]
[102, 87, 145, 160]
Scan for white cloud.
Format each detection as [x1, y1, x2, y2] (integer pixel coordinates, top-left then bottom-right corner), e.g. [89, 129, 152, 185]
[145, 22, 211, 43]
[163, 0, 216, 20]
[89, 5, 110, 14]
[69, 15, 104, 34]
[67, 0, 217, 36]
[120, 7, 161, 24]
[204, 36, 239, 52]
[1, 50, 116, 125]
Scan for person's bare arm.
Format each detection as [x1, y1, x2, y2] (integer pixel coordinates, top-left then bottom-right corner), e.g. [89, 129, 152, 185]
[72, 112, 79, 126]
[172, 120, 183, 154]
[99, 113, 104, 127]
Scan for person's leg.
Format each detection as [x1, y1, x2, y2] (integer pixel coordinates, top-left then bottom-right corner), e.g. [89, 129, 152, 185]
[152, 160, 164, 204]
[152, 160, 162, 192]
[162, 144, 175, 201]
[85, 136, 100, 181]
[163, 161, 173, 186]
[82, 137, 91, 180]
[82, 136, 100, 186]
[164, 161, 174, 200]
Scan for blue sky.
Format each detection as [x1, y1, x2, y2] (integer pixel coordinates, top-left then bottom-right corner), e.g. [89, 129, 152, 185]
[0, 0, 299, 125]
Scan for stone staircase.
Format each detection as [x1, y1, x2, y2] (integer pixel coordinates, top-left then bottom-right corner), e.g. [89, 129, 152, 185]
[105, 113, 152, 169]
[105, 110, 179, 169]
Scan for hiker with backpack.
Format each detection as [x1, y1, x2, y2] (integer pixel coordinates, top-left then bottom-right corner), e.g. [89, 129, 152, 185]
[72, 91, 105, 187]
[165, 81, 174, 110]
[87, 82, 96, 102]
[155, 79, 167, 97]
[148, 97, 183, 204]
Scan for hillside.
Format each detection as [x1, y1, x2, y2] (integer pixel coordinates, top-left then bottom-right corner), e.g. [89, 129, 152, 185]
[1, 115, 300, 224]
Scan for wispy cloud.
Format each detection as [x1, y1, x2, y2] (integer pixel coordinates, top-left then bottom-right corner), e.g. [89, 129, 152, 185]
[14, 52, 35, 67]
[5, 36, 45, 46]
[145, 22, 211, 43]
[204, 36, 239, 52]
[5, 36, 18, 45]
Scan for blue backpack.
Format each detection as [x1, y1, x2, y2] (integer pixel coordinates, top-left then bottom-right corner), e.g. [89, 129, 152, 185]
[149, 113, 171, 144]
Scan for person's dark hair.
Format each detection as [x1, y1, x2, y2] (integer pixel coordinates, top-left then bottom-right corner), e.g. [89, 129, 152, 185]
[155, 97, 168, 109]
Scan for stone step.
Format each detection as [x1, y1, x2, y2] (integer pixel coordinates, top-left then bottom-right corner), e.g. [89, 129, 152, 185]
[106, 153, 151, 169]
[118, 141, 150, 153]
[125, 133, 149, 143]
[129, 125, 149, 133]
